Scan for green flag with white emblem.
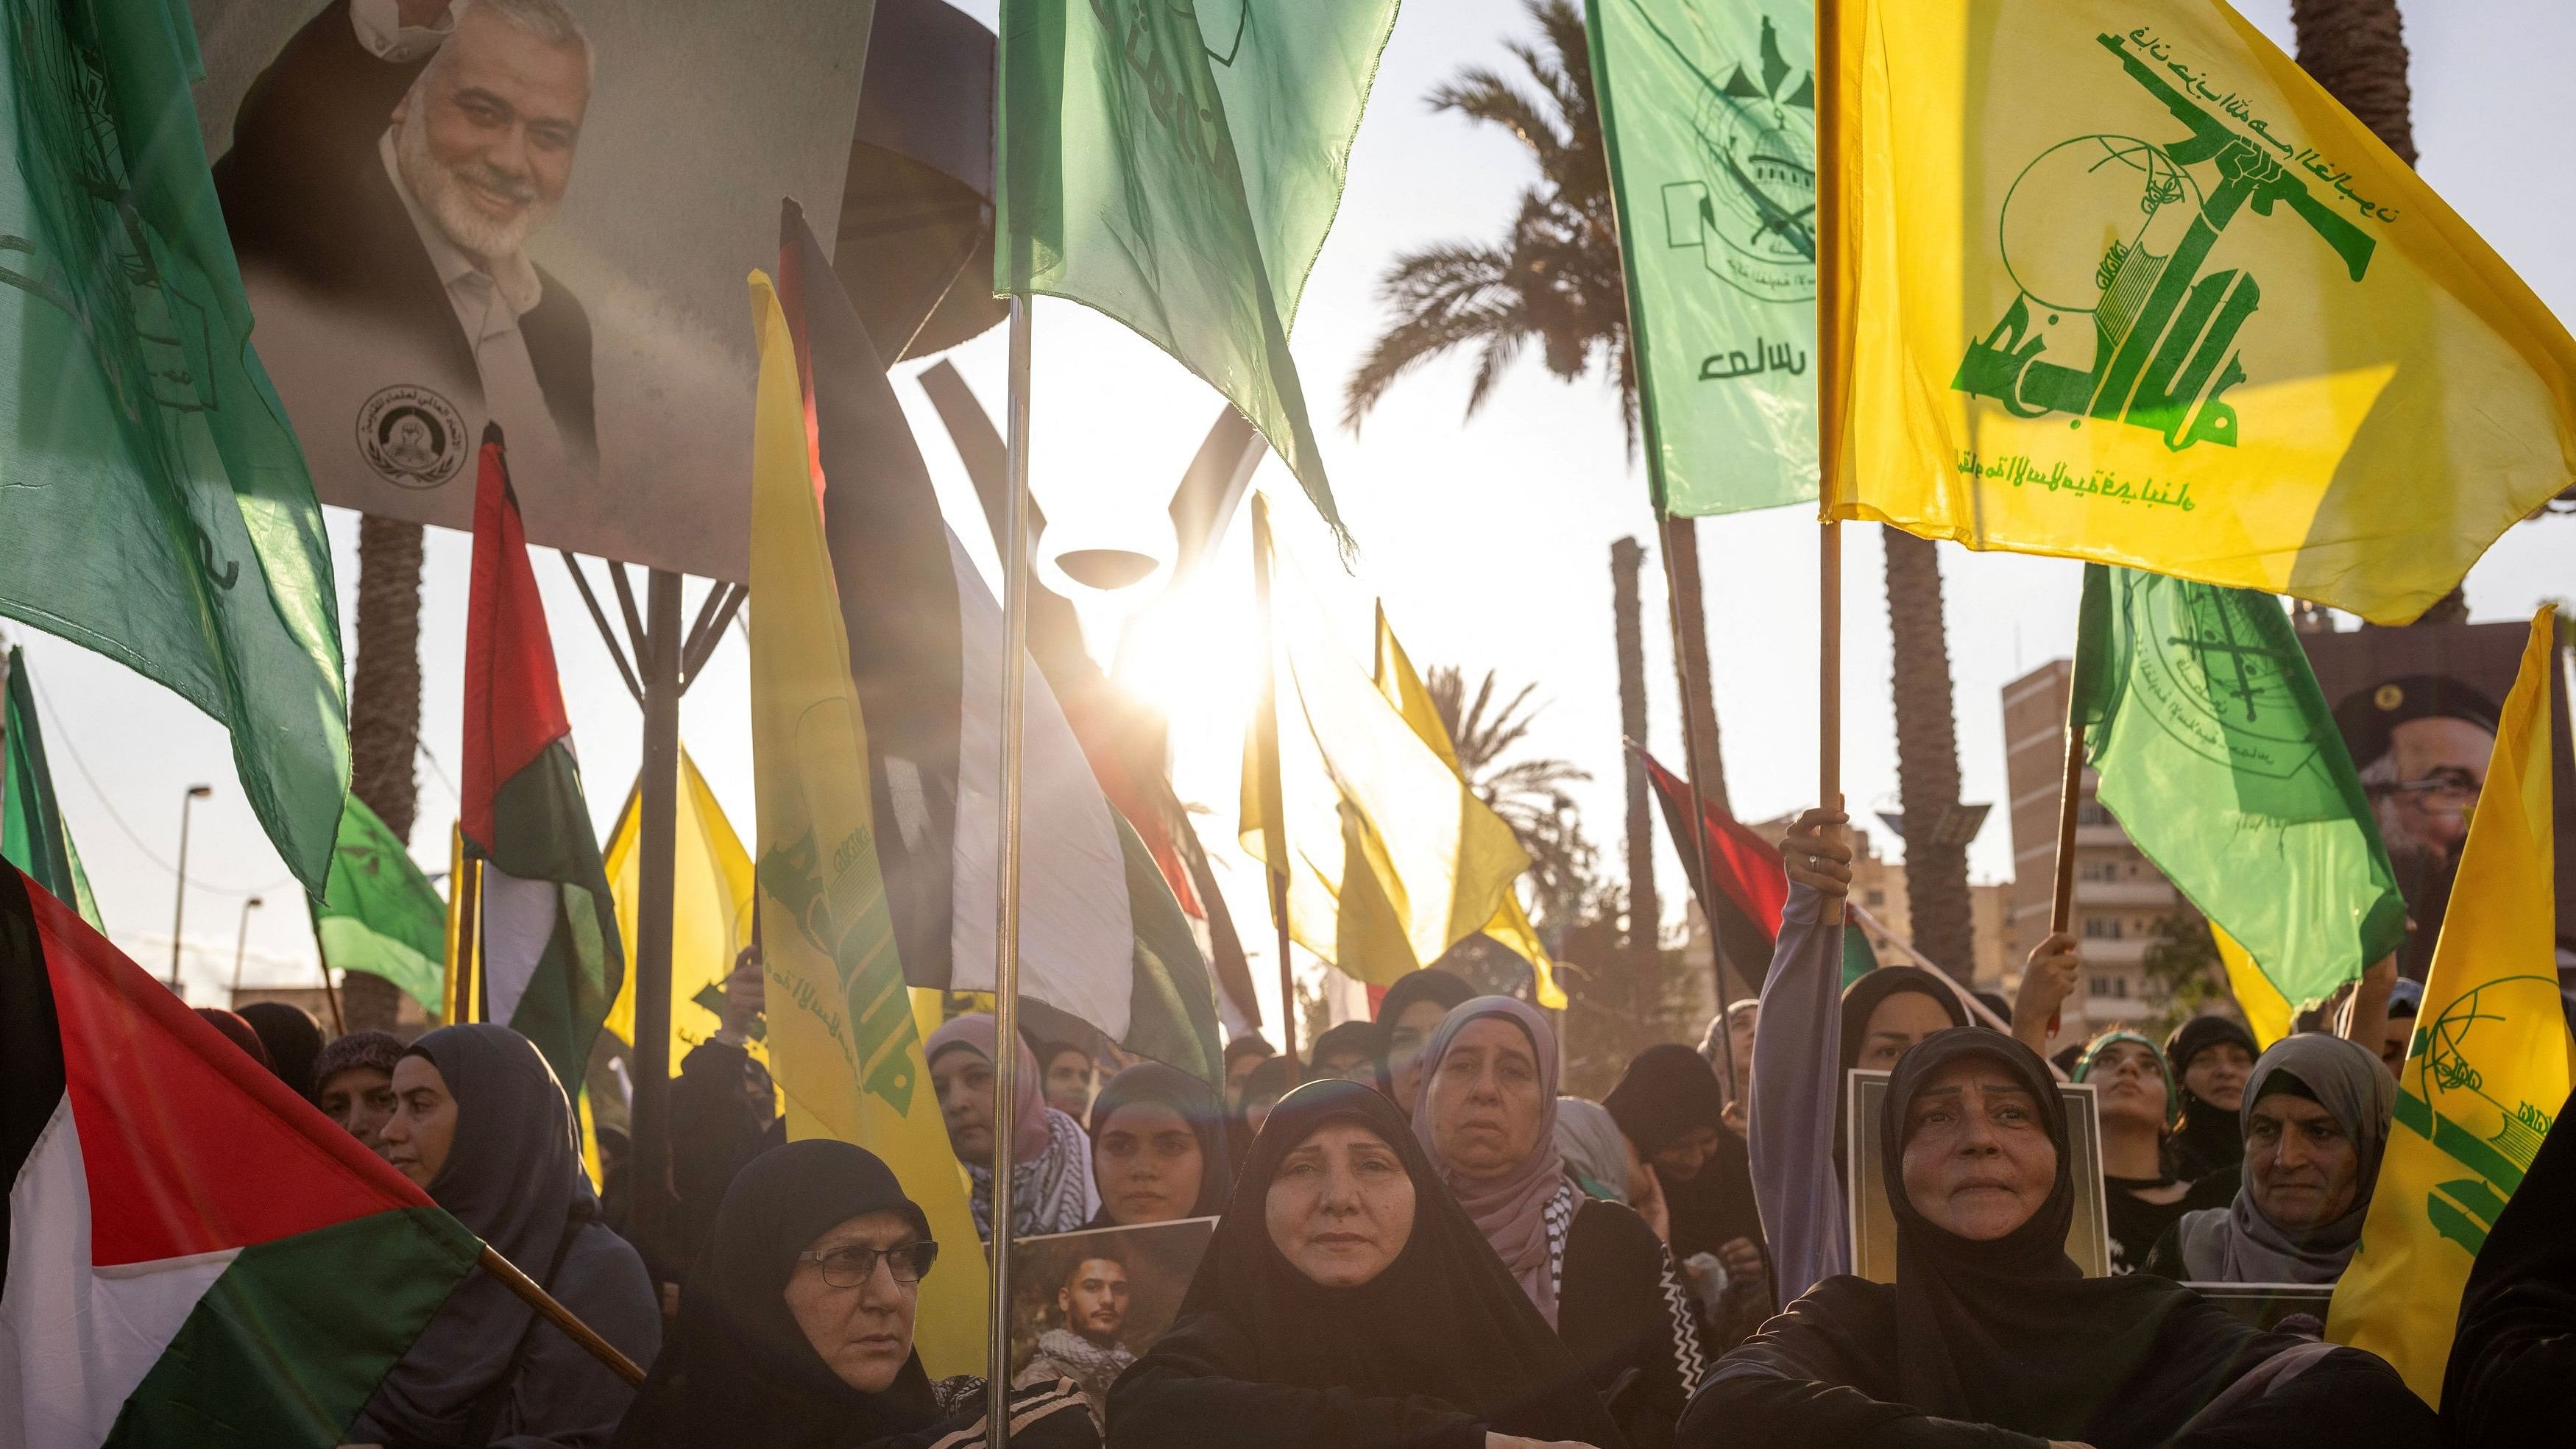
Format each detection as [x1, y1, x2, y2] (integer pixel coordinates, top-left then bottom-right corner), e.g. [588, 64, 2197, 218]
[2072, 563, 2405, 1013]
[997, 0, 1401, 549]
[0, 0, 347, 893]
[1589, 0, 1819, 516]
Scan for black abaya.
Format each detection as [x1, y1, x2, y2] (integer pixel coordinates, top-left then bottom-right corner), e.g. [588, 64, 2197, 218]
[1680, 1030, 2431, 1449]
[2442, 1087, 2576, 1445]
[1111, 1079, 1627, 1449]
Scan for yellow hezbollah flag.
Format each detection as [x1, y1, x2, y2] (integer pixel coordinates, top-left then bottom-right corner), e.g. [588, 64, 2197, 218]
[1239, 503, 1532, 985]
[2209, 922, 2293, 1049]
[746, 272, 986, 1375]
[1822, 1, 2576, 624]
[2326, 607, 2571, 1403]
[601, 749, 762, 1074]
[1370, 607, 1565, 1010]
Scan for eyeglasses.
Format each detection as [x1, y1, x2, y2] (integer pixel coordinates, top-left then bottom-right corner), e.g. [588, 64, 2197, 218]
[796, 1240, 939, 1287]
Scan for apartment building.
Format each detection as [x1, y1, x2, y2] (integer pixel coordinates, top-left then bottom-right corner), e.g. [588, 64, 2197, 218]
[2000, 660, 2182, 1041]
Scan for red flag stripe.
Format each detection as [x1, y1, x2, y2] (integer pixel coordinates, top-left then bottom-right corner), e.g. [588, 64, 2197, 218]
[26, 872, 433, 1266]
[1636, 748, 1789, 938]
[461, 435, 574, 854]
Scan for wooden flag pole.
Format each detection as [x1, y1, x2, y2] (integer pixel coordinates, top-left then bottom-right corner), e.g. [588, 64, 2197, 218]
[1657, 514, 1737, 1106]
[478, 1244, 644, 1386]
[1815, 0, 1846, 818]
[2042, 656, 2090, 1042]
[986, 295, 1036, 1449]
[1249, 496, 1298, 1071]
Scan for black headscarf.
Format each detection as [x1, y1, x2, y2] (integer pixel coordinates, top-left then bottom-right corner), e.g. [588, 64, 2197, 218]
[615, 1141, 940, 1449]
[1727, 1030, 2285, 1447]
[1836, 969, 1969, 1163]
[1372, 967, 1476, 1029]
[2165, 1015, 2259, 1179]
[236, 1001, 323, 1099]
[1086, 1061, 1232, 1225]
[370, 1024, 595, 1444]
[1604, 1044, 1762, 1264]
[2444, 1087, 2576, 1442]
[1307, 1018, 1388, 1091]
[1158, 1079, 1624, 1447]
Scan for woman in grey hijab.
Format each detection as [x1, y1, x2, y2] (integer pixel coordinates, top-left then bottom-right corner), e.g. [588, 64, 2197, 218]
[1554, 1096, 1632, 1201]
[2144, 1033, 2395, 1285]
[355, 1024, 662, 1447]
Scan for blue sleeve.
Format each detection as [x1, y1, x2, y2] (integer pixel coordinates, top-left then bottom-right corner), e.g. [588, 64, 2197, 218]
[1749, 882, 1850, 1305]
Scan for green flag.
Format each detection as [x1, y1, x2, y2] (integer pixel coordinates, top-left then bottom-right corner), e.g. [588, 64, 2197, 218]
[3, 646, 103, 930]
[998, 0, 1399, 548]
[0, 0, 347, 893]
[2073, 564, 2405, 1012]
[313, 796, 446, 1013]
[1590, 0, 1818, 517]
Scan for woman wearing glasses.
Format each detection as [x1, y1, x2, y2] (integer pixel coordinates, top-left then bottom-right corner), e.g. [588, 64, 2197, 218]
[614, 1140, 1099, 1449]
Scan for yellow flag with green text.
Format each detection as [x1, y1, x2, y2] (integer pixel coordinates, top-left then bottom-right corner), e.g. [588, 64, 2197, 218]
[1371, 609, 1565, 1010]
[1823, 1, 2576, 623]
[602, 750, 761, 1074]
[746, 272, 986, 1375]
[2326, 607, 2570, 1402]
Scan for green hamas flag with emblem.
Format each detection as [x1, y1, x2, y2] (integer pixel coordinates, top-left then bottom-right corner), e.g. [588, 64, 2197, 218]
[1590, 0, 1818, 516]
[2071, 563, 2405, 1013]
[314, 796, 447, 1013]
[0, 0, 348, 892]
[2, 645, 103, 929]
[998, 0, 1400, 549]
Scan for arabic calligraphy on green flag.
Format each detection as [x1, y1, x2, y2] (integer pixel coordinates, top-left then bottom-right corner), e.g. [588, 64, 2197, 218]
[997, 0, 1401, 549]
[1589, 0, 1818, 517]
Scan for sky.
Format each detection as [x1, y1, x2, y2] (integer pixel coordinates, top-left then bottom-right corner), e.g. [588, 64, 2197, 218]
[13, 0, 2572, 1030]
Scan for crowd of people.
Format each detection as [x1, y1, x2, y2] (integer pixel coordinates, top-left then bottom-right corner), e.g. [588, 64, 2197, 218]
[195, 808, 2570, 1449]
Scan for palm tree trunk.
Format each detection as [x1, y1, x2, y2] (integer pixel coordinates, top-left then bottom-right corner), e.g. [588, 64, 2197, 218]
[342, 516, 426, 1032]
[1659, 516, 1730, 817]
[1611, 538, 1659, 972]
[2292, 1, 2466, 626]
[1881, 529, 1975, 975]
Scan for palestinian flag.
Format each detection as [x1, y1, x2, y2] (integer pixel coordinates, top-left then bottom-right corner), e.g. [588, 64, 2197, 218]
[776, 203, 1220, 1077]
[461, 427, 623, 1094]
[1635, 745, 1877, 990]
[1, 866, 480, 1446]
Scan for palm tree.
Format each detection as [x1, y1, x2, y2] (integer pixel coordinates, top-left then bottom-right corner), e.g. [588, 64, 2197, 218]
[1342, 0, 1730, 906]
[1423, 662, 1596, 935]
[1610, 538, 1658, 970]
[341, 517, 425, 1031]
[1883, 531, 1975, 975]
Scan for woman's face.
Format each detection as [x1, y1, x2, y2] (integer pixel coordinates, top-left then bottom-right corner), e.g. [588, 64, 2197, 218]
[1423, 1017, 1544, 1180]
[381, 1055, 457, 1189]
[1094, 1099, 1206, 1225]
[1650, 1124, 1724, 1183]
[782, 1209, 921, 1392]
[2246, 1093, 2360, 1229]
[930, 1049, 995, 1163]
[1224, 1049, 1270, 1113]
[1312, 1046, 1376, 1085]
[2182, 1041, 2254, 1113]
[2088, 1041, 2168, 1130]
[1384, 1002, 1454, 1116]
[1042, 1049, 1093, 1121]
[1858, 991, 1956, 1071]
[1899, 1057, 2059, 1241]
[1264, 1120, 1417, 1288]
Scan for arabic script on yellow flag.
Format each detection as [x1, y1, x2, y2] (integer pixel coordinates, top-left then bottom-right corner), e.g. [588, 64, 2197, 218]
[746, 272, 986, 1375]
[1823, 1, 2576, 623]
[2326, 607, 2569, 1403]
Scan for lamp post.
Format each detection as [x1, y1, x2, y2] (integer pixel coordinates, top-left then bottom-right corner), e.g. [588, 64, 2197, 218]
[228, 895, 263, 1003]
[168, 784, 212, 994]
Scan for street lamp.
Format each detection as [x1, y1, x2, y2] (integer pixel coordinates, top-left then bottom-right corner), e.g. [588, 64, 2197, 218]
[168, 784, 212, 994]
[228, 895, 264, 1002]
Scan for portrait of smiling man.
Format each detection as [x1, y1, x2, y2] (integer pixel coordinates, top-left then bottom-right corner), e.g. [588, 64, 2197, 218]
[216, 0, 599, 487]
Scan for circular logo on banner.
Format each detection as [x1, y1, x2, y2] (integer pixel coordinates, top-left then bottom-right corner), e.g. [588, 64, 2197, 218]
[356, 386, 467, 491]
[2129, 573, 2318, 781]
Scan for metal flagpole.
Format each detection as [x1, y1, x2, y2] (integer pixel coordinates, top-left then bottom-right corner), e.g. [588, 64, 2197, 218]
[987, 295, 1036, 1449]
[1657, 514, 1737, 1107]
[1249, 496, 1298, 1071]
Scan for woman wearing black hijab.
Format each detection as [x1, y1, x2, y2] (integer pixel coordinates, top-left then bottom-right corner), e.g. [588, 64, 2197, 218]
[1088, 1062, 1232, 1227]
[1604, 1046, 1769, 1352]
[1680, 1030, 2430, 1449]
[2165, 1016, 2259, 1182]
[357, 1024, 660, 1448]
[615, 1140, 1096, 1449]
[236, 999, 323, 1098]
[1374, 967, 1478, 1115]
[1111, 1079, 1627, 1449]
[2444, 1088, 2576, 1445]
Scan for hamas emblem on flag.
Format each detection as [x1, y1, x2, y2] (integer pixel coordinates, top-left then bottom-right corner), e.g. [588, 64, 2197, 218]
[1953, 28, 2382, 451]
[2126, 573, 2318, 779]
[1660, 13, 1815, 312]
